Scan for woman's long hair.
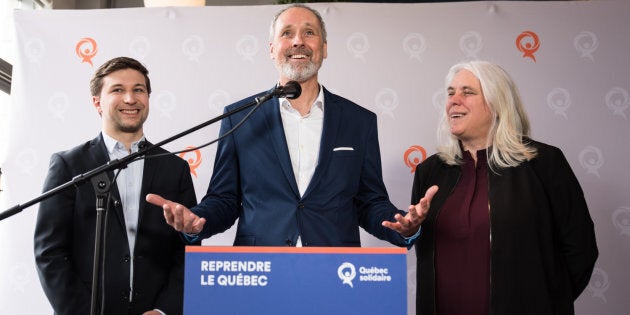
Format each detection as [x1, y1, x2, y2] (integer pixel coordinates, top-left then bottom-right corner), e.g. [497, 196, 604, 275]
[436, 60, 537, 171]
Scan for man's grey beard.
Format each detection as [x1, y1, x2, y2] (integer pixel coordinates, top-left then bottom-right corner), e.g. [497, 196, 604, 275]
[280, 61, 320, 82]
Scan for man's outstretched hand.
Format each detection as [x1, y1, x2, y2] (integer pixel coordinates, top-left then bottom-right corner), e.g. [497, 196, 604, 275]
[146, 193, 206, 235]
[382, 185, 438, 237]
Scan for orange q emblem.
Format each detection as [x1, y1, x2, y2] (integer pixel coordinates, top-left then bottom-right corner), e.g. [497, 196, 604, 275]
[75, 37, 98, 66]
[404, 145, 427, 173]
[516, 31, 540, 62]
[178, 147, 202, 178]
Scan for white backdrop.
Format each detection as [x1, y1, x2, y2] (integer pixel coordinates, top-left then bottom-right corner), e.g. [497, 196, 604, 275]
[1, 1, 629, 314]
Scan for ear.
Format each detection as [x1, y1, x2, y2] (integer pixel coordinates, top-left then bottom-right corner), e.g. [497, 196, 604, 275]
[323, 41, 328, 60]
[269, 42, 274, 59]
[92, 96, 102, 116]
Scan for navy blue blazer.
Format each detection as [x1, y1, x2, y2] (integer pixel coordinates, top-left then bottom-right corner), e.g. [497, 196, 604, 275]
[194, 87, 408, 247]
[34, 134, 197, 315]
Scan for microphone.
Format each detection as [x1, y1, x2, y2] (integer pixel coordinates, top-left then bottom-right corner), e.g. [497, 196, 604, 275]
[273, 81, 302, 99]
[255, 81, 302, 105]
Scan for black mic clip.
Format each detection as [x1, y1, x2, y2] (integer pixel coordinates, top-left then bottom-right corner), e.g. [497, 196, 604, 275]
[255, 81, 302, 105]
[274, 81, 301, 99]
[138, 140, 148, 150]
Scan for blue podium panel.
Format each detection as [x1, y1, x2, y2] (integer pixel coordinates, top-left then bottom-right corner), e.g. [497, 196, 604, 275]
[184, 246, 407, 315]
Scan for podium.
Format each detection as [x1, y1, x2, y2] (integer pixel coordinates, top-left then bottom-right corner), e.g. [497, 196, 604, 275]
[184, 246, 407, 314]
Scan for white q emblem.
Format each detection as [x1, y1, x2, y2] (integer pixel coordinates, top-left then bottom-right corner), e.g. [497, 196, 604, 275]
[337, 262, 356, 288]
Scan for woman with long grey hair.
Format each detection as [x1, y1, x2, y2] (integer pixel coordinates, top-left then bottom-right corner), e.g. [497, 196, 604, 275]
[410, 60, 598, 314]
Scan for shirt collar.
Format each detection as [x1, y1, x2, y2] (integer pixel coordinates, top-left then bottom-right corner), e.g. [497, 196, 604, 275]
[102, 132, 146, 154]
[279, 84, 325, 113]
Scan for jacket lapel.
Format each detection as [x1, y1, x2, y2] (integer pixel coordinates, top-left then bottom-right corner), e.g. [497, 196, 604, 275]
[302, 88, 341, 198]
[262, 92, 300, 197]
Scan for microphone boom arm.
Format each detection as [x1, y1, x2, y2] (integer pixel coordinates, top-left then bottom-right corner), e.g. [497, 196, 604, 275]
[0, 82, 292, 221]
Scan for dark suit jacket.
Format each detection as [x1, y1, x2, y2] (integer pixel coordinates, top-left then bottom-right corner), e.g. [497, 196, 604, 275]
[34, 134, 197, 315]
[194, 86, 408, 247]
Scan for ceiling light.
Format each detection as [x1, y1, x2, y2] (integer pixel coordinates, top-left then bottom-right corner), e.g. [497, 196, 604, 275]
[144, 0, 205, 7]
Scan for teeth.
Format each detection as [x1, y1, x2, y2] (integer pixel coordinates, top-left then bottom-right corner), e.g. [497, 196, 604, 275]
[450, 114, 463, 118]
[291, 54, 307, 59]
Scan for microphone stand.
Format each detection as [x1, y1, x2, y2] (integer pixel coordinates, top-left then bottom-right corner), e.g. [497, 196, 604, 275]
[0, 91, 276, 315]
[0, 92, 276, 221]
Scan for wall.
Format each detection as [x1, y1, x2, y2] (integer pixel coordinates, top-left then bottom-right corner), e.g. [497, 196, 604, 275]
[1, 1, 629, 314]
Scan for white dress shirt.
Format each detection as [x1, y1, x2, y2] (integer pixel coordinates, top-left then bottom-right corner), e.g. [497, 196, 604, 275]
[279, 85, 325, 196]
[102, 132, 145, 300]
[279, 85, 325, 246]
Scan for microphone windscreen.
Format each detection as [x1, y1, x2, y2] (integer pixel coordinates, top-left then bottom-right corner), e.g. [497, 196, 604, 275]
[282, 81, 302, 99]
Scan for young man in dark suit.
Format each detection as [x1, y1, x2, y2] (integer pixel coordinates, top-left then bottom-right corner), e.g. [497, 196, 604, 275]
[34, 56, 197, 315]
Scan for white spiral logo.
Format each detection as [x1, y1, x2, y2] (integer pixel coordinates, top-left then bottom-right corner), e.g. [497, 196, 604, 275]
[605, 87, 629, 119]
[402, 33, 427, 62]
[24, 38, 46, 63]
[578, 146, 604, 178]
[208, 90, 231, 115]
[15, 148, 38, 176]
[47, 92, 70, 121]
[337, 262, 356, 288]
[129, 36, 151, 61]
[153, 90, 177, 119]
[546, 88, 571, 119]
[236, 35, 259, 63]
[182, 35, 205, 62]
[574, 31, 598, 61]
[346, 32, 370, 63]
[612, 206, 630, 237]
[459, 31, 483, 59]
[375, 88, 399, 120]
[587, 267, 609, 303]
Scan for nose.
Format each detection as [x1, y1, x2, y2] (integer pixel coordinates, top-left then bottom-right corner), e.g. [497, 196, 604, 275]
[448, 91, 462, 105]
[292, 33, 304, 47]
[446, 94, 462, 112]
[123, 91, 136, 104]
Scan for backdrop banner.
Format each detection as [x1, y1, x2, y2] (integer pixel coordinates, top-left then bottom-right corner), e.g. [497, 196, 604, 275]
[1, 1, 629, 314]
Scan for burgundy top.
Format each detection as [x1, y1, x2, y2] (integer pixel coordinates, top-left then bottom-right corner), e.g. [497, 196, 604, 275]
[434, 149, 490, 315]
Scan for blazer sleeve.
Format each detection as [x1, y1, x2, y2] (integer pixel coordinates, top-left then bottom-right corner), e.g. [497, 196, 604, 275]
[34, 153, 91, 314]
[532, 144, 599, 299]
[193, 105, 243, 239]
[355, 113, 408, 247]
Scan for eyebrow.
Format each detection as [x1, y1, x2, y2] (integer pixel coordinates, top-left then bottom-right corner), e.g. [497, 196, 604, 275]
[279, 22, 319, 33]
[447, 85, 475, 91]
[108, 83, 146, 89]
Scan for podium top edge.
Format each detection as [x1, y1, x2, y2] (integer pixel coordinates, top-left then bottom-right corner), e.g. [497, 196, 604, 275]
[185, 246, 407, 254]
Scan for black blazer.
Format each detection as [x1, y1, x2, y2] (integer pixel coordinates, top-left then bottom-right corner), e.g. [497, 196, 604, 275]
[34, 134, 197, 315]
[412, 140, 598, 314]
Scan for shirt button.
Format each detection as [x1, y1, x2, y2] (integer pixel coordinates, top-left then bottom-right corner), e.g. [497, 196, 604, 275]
[297, 203, 305, 209]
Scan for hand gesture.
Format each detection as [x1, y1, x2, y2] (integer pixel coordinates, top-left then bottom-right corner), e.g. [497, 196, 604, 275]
[382, 185, 438, 238]
[146, 193, 206, 235]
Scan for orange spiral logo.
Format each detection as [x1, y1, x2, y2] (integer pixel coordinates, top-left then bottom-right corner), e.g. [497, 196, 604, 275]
[75, 37, 98, 66]
[178, 147, 202, 178]
[516, 31, 540, 62]
[403, 145, 427, 173]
